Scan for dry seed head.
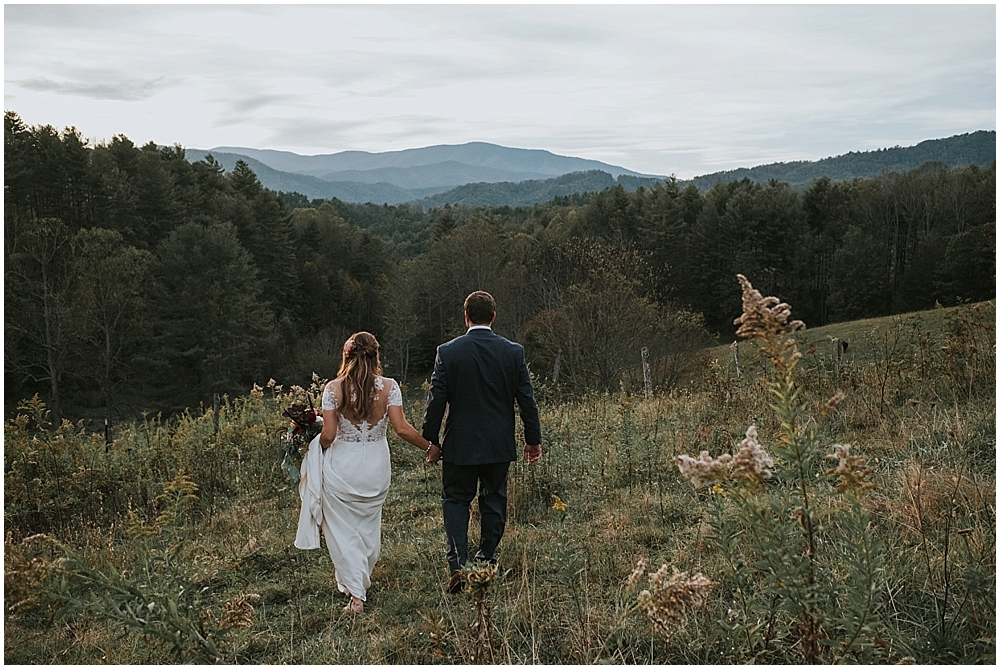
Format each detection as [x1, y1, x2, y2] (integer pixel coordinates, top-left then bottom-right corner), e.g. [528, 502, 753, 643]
[222, 593, 260, 629]
[826, 443, 875, 494]
[733, 274, 805, 339]
[730, 425, 774, 484]
[626, 558, 647, 589]
[820, 391, 846, 417]
[675, 451, 732, 488]
[635, 565, 715, 638]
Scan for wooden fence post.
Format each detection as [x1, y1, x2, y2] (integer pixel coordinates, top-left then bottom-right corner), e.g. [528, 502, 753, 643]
[213, 393, 220, 435]
[641, 347, 653, 398]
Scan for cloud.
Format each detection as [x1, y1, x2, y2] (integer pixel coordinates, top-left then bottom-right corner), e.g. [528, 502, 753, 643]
[3, 4, 993, 177]
[259, 117, 379, 148]
[9, 76, 173, 102]
[485, 18, 611, 46]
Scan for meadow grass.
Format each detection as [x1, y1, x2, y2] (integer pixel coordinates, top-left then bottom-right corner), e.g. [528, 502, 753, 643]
[4, 301, 994, 664]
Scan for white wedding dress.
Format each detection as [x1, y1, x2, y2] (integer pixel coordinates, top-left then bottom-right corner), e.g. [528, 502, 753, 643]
[295, 376, 402, 602]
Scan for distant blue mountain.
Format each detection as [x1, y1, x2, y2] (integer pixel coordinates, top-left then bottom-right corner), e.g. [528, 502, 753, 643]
[183, 132, 995, 205]
[206, 141, 654, 180]
[183, 149, 452, 203]
[185, 142, 659, 205]
[688, 130, 995, 191]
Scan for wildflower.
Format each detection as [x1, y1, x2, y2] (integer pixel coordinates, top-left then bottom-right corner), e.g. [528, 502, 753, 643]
[635, 565, 715, 638]
[126, 508, 160, 538]
[551, 495, 568, 512]
[675, 451, 731, 488]
[221, 593, 260, 629]
[4, 534, 68, 614]
[161, 472, 199, 500]
[250, 383, 264, 399]
[733, 274, 805, 339]
[826, 443, 874, 494]
[266, 378, 276, 388]
[730, 425, 774, 485]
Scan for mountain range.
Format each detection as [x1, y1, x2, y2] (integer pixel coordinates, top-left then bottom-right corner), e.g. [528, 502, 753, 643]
[185, 131, 995, 207]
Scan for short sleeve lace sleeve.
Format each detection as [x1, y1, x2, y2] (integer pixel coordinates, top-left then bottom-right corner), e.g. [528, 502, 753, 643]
[322, 381, 339, 411]
[388, 378, 403, 407]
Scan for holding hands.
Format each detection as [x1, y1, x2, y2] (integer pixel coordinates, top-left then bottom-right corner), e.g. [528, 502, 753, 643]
[422, 443, 538, 465]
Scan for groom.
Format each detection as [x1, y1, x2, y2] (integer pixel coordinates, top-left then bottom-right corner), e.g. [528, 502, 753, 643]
[422, 290, 542, 593]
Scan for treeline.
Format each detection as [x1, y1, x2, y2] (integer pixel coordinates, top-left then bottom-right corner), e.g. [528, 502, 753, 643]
[416, 170, 662, 208]
[320, 160, 994, 332]
[4, 111, 995, 425]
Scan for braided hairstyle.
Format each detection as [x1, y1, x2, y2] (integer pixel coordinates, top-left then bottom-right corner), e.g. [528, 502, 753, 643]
[337, 331, 383, 422]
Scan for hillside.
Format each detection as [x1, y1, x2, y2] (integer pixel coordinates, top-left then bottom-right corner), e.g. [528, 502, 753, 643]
[417, 170, 663, 208]
[689, 130, 995, 191]
[411, 130, 993, 204]
[6, 300, 993, 664]
[183, 149, 451, 203]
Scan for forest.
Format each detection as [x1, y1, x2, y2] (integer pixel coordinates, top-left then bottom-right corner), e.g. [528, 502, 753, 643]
[4, 110, 995, 426]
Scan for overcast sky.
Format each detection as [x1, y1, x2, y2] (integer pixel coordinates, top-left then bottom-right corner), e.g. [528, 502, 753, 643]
[4, 3, 995, 178]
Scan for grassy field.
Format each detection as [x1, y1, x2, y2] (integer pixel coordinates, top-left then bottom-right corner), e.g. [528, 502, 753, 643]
[4, 299, 995, 664]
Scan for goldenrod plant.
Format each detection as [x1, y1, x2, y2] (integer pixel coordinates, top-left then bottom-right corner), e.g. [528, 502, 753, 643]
[675, 275, 883, 663]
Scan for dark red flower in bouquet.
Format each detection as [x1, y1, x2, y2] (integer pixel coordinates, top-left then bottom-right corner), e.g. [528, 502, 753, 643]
[280, 397, 323, 484]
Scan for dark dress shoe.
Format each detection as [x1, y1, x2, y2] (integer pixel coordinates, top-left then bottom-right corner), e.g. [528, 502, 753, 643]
[446, 571, 466, 594]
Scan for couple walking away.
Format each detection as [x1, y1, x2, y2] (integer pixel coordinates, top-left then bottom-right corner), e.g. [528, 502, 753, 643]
[295, 291, 542, 613]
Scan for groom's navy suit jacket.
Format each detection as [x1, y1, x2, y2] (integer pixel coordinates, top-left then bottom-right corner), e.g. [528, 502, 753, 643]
[422, 327, 541, 466]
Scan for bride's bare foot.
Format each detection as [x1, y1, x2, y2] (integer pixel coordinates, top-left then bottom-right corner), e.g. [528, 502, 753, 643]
[342, 596, 364, 613]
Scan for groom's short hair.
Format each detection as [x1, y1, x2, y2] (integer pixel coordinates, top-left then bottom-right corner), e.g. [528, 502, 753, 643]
[464, 291, 496, 325]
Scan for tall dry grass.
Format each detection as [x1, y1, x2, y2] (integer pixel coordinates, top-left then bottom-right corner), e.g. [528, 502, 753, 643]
[4, 299, 994, 664]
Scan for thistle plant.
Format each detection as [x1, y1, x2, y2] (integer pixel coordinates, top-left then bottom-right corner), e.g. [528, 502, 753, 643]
[464, 561, 499, 664]
[674, 275, 885, 664]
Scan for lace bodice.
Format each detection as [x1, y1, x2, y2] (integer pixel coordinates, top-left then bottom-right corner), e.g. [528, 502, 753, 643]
[322, 376, 402, 444]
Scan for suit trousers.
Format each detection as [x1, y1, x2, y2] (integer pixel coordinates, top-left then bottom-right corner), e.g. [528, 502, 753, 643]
[441, 461, 510, 574]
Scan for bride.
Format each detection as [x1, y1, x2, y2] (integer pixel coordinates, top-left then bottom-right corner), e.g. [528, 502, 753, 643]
[295, 331, 439, 613]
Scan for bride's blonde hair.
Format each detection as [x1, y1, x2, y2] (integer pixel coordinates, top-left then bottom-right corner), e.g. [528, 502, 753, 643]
[338, 331, 383, 421]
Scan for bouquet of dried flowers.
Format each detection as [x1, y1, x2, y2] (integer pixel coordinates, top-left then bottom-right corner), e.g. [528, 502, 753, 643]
[280, 399, 322, 484]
